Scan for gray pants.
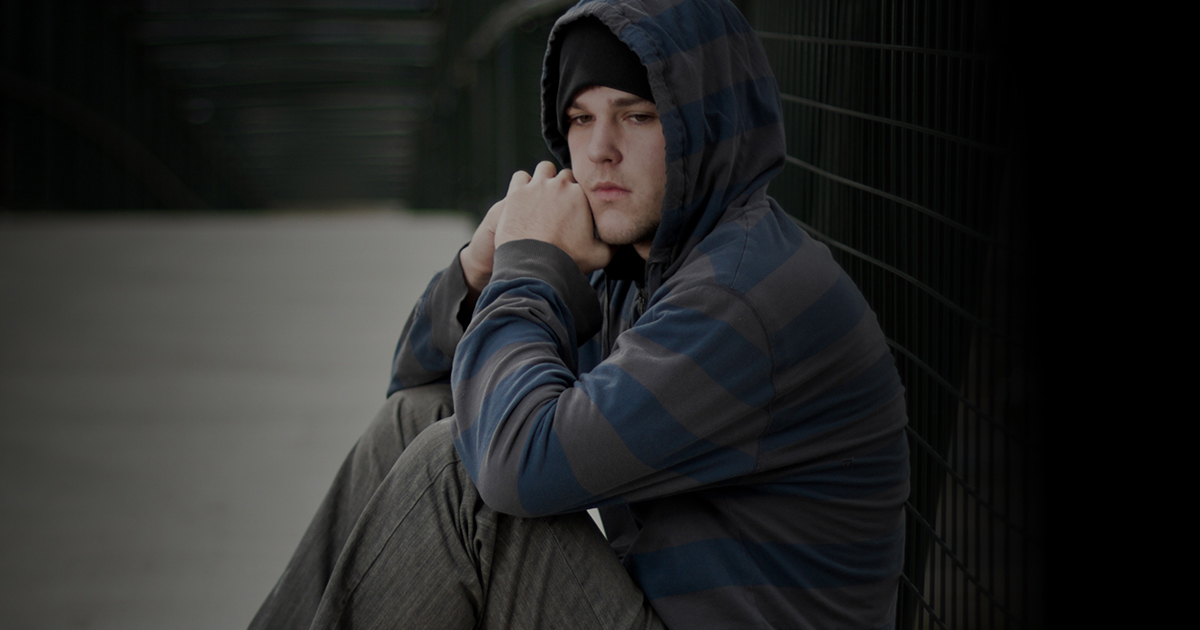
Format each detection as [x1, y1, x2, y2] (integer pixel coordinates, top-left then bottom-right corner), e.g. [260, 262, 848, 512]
[249, 384, 665, 630]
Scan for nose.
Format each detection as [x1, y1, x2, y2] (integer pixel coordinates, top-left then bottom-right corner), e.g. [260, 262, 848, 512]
[587, 118, 621, 164]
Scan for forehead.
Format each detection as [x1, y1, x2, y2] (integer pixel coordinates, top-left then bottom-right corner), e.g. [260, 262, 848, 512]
[568, 85, 656, 111]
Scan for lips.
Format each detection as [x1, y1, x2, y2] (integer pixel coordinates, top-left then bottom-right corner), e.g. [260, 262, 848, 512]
[590, 181, 630, 202]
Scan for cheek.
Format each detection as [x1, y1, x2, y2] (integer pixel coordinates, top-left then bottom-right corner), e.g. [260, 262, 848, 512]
[566, 133, 587, 170]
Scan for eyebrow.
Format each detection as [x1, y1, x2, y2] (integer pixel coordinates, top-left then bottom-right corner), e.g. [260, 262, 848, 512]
[567, 95, 653, 111]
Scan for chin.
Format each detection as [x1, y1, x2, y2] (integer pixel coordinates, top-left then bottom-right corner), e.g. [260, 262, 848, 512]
[598, 224, 658, 248]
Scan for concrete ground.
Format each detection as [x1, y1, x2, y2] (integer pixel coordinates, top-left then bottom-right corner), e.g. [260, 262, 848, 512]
[0, 210, 477, 629]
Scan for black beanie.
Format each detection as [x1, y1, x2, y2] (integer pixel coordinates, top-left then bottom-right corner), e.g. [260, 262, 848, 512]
[556, 17, 654, 136]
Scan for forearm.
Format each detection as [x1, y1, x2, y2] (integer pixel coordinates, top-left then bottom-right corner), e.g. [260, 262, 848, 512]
[450, 240, 775, 517]
[387, 247, 476, 396]
[450, 240, 603, 514]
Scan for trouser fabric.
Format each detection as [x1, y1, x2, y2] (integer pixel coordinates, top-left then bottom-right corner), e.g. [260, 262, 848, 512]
[249, 384, 665, 630]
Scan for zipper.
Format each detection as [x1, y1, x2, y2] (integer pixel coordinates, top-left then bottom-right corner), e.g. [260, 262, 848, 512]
[632, 283, 647, 324]
[601, 277, 611, 360]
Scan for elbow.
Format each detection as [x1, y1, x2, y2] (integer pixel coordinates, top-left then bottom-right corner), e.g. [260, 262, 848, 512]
[458, 403, 591, 517]
[471, 462, 585, 518]
[471, 465, 534, 517]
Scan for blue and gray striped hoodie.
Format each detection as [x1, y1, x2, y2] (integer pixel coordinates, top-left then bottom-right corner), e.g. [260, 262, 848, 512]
[390, 0, 910, 627]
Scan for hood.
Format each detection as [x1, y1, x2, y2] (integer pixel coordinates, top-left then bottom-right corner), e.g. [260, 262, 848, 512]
[541, 0, 786, 292]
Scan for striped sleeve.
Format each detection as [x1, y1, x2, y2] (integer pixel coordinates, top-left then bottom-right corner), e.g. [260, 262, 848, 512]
[387, 247, 473, 395]
[451, 239, 774, 516]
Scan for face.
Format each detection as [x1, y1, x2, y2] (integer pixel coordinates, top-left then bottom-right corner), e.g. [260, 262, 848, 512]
[565, 85, 667, 259]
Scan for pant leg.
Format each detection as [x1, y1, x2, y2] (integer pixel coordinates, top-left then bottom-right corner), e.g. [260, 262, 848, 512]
[250, 384, 455, 630]
[478, 499, 664, 630]
[306, 418, 665, 630]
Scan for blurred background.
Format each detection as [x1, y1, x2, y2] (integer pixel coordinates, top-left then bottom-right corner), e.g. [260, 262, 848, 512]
[1, 0, 1046, 628]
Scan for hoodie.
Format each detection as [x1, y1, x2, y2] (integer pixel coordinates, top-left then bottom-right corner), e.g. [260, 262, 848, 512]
[389, 0, 909, 627]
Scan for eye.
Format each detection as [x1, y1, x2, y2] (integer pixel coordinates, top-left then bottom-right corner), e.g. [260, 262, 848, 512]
[626, 113, 657, 124]
[568, 113, 593, 126]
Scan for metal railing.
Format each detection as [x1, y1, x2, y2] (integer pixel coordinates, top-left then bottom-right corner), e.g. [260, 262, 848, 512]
[0, 0, 258, 210]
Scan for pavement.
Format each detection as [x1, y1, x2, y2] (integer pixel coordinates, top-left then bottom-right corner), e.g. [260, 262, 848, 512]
[0, 210, 477, 629]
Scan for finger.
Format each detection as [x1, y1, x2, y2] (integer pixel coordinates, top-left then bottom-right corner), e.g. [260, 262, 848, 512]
[485, 199, 505, 220]
[559, 168, 576, 183]
[533, 160, 558, 180]
[482, 199, 504, 230]
[507, 170, 531, 194]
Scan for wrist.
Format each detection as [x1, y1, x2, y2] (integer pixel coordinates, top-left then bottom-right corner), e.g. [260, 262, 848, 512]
[459, 244, 491, 295]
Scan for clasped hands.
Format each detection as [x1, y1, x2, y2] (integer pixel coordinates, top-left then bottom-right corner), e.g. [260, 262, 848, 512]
[460, 161, 615, 298]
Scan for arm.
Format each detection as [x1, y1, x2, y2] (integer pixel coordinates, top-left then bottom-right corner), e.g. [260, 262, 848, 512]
[387, 200, 505, 395]
[390, 158, 605, 395]
[451, 243, 773, 516]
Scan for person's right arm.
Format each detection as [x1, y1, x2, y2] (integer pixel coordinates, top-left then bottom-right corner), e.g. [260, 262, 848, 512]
[387, 201, 504, 395]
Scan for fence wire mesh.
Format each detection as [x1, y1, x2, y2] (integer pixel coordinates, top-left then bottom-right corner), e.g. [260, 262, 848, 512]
[742, 0, 1043, 628]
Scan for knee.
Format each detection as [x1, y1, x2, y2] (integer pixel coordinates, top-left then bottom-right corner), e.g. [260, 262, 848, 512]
[390, 383, 454, 412]
[400, 417, 459, 469]
[389, 418, 478, 508]
[353, 385, 455, 474]
[391, 383, 454, 431]
[372, 384, 454, 450]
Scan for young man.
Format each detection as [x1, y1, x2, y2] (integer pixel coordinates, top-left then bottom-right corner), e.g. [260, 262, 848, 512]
[251, 1, 909, 628]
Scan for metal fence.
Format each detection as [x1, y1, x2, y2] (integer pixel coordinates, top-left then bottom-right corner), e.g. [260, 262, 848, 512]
[409, 0, 573, 211]
[741, 1, 1043, 628]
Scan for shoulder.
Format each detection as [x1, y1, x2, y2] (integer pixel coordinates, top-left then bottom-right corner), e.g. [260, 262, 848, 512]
[668, 199, 843, 313]
[663, 199, 888, 373]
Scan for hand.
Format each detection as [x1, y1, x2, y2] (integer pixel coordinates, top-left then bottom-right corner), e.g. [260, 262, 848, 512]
[494, 161, 615, 274]
[460, 198, 505, 298]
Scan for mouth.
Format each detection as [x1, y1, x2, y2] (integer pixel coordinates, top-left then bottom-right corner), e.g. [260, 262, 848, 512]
[590, 182, 630, 202]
